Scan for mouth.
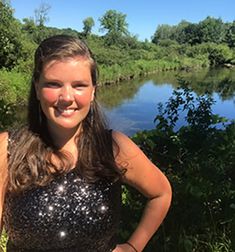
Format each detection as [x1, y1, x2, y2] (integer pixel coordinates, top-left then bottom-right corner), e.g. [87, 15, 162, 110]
[55, 107, 78, 116]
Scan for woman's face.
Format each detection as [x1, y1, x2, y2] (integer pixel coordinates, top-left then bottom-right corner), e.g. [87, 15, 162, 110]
[35, 57, 95, 133]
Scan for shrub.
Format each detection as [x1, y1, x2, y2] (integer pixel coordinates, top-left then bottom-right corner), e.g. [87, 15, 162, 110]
[0, 69, 30, 104]
[120, 85, 235, 251]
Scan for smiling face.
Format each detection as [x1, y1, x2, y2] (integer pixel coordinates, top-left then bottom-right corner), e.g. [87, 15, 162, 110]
[35, 57, 95, 135]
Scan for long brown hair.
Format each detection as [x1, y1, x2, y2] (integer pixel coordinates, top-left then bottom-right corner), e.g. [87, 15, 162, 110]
[8, 35, 122, 193]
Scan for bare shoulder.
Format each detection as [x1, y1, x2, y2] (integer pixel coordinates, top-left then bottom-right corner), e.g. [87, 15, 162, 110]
[112, 130, 140, 158]
[0, 131, 8, 141]
[0, 132, 9, 231]
[0, 132, 8, 153]
[112, 130, 171, 198]
[111, 130, 152, 171]
[0, 131, 9, 170]
[0, 131, 9, 192]
[112, 130, 132, 146]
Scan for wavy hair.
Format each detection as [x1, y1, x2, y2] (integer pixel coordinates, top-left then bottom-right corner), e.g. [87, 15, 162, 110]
[8, 35, 122, 193]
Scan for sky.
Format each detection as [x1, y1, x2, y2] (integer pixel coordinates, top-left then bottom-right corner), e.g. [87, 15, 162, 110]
[10, 0, 235, 41]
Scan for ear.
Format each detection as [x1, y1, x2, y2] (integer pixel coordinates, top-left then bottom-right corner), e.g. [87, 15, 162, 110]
[91, 87, 96, 101]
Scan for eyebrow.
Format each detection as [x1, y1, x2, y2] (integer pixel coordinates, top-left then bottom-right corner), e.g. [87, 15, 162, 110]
[40, 77, 91, 85]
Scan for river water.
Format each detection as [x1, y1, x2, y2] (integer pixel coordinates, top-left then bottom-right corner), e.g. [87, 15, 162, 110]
[97, 68, 235, 136]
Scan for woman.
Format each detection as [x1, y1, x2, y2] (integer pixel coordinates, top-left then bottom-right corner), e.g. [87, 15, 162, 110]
[0, 35, 172, 252]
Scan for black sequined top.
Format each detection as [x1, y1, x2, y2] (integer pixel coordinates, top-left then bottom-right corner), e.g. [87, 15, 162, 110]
[3, 134, 122, 252]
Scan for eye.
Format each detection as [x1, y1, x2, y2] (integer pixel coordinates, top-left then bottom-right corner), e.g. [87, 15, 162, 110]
[43, 82, 61, 88]
[73, 83, 89, 89]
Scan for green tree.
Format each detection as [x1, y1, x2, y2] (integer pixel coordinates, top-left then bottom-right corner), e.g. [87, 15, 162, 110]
[82, 17, 95, 37]
[208, 44, 233, 66]
[0, 0, 25, 68]
[198, 16, 225, 44]
[34, 2, 51, 27]
[152, 24, 174, 44]
[172, 20, 191, 44]
[25, 2, 52, 44]
[116, 34, 140, 49]
[225, 21, 235, 48]
[180, 23, 201, 45]
[22, 17, 37, 37]
[99, 10, 129, 45]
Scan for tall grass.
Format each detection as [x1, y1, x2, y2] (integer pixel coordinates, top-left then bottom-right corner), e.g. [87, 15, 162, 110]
[0, 69, 30, 104]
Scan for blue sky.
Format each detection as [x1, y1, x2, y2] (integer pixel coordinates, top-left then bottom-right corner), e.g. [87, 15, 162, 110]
[11, 0, 235, 41]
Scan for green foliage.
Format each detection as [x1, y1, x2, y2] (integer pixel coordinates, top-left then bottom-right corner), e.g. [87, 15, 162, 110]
[99, 9, 129, 36]
[122, 85, 235, 251]
[22, 17, 37, 35]
[0, 0, 234, 82]
[82, 17, 95, 37]
[172, 20, 191, 45]
[156, 39, 180, 48]
[115, 35, 140, 50]
[34, 2, 51, 27]
[0, 229, 7, 252]
[198, 17, 226, 44]
[99, 9, 129, 46]
[152, 24, 175, 44]
[208, 44, 233, 66]
[0, 1, 37, 69]
[93, 46, 130, 66]
[98, 59, 182, 85]
[181, 23, 202, 45]
[0, 99, 17, 130]
[152, 16, 234, 51]
[0, 69, 30, 103]
[0, 1, 22, 68]
[225, 21, 235, 48]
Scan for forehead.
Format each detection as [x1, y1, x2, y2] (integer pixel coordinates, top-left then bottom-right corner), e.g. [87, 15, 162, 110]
[42, 56, 91, 72]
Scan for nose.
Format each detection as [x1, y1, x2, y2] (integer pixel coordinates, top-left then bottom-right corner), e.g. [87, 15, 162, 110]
[59, 85, 75, 103]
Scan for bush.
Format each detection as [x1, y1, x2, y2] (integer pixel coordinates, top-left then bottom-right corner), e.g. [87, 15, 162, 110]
[208, 44, 233, 66]
[0, 98, 19, 130]
[0, 69, 30, 104]
[120, 85, 235, 251]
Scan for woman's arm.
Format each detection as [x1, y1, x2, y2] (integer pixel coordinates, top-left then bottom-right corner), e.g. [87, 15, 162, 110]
[112, 131, 172, 252]
[0, 132, 8, 234]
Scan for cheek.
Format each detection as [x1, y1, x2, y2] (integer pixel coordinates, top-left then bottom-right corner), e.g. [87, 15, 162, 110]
[74, 91, 93, 106]
[40, 89, 58, 103]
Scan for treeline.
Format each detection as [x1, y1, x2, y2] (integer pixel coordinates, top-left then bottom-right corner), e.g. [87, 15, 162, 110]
[152, 17, 235, 47]
[0, 0, 235, 105]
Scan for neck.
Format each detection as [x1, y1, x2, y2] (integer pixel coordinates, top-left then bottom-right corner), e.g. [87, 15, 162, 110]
[48, 124, 81, 150]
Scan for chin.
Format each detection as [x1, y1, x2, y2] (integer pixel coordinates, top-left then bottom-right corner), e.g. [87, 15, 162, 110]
[48, 121, 80, 132]
[59, 123, 81, 130]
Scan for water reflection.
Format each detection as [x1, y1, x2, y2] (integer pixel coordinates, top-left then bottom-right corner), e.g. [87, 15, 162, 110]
[97, 77, 147, 109]
[98, 68, 235, 136]
[100, 83, 175, 136]
[98, 68, 235, 107]
[176, 68, 235, 100]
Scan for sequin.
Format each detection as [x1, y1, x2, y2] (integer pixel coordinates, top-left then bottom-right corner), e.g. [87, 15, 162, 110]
[3, 170, 121, 252]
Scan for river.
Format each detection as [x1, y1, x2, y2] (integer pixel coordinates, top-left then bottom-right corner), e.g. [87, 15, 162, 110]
[97, 68, 235, 136]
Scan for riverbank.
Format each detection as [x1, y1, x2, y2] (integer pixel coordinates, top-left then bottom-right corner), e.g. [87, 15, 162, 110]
[0, 57, 210, 105]
[98, 57, 209, 85]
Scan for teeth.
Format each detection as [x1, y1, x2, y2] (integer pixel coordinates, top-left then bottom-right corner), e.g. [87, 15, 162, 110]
[57, 108, 76, 115]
